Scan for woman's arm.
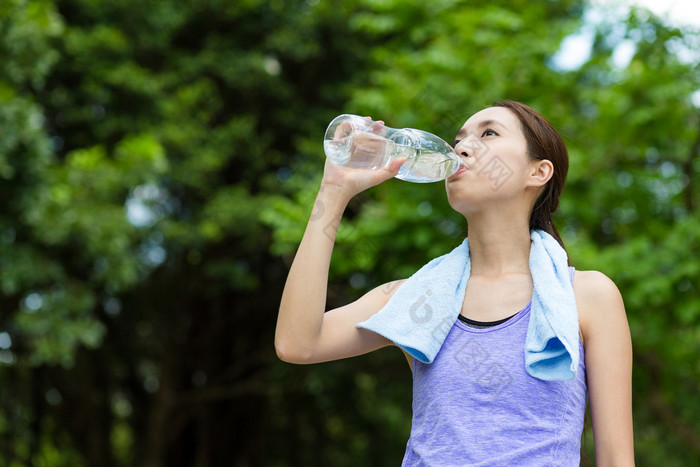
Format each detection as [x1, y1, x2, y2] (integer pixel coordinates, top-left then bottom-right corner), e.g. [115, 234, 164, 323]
[275, 151, 406, 364]
[575, 270, 635, 466]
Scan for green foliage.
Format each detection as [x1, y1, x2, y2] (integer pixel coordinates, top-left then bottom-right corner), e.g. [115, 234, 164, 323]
[0, 0, 699, 465]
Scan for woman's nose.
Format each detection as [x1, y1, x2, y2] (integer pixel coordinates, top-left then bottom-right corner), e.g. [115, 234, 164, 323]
[454, 135, 477, 158]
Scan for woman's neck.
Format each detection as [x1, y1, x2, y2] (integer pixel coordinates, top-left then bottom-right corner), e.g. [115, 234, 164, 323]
[465, 215, 532, 277]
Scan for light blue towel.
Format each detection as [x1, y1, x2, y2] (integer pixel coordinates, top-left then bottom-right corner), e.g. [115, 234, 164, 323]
[356, 230, 579, 381]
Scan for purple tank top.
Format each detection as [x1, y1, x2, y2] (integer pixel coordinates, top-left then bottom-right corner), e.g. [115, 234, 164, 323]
[402, 267, 587, 466]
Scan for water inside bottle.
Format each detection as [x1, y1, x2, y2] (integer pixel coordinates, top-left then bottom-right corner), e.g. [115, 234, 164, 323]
[324, 133, 393, 169]
[323, 139, 351, 165]
[324, 134, 458, 182]
[395, 145, 459, 183]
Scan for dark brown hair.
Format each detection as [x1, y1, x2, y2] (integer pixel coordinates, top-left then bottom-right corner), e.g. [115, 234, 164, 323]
[492, 99, 569, 251]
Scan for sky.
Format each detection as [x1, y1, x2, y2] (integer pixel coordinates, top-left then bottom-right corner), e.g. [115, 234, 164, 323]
[552, 0, 700, 71]
[625, 0, 700, 26]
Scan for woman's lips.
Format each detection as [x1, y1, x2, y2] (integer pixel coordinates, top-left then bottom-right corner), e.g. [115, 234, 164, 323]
[448, 166, 468, 180]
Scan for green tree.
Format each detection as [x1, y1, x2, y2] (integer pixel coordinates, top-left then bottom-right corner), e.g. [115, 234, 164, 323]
[2, 0, 406, 465]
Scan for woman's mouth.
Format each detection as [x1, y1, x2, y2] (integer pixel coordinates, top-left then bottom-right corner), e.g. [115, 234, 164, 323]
[448, 166, 468, 180]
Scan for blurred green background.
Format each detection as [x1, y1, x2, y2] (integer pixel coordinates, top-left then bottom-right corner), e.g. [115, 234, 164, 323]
[0, 0, 699, 465]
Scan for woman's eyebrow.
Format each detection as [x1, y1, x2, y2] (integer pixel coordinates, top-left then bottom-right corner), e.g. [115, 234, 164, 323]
[478, 119, 505, 130]
[454, 119, 507, 141]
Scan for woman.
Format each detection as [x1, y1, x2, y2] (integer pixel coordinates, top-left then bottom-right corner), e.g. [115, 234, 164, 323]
[275, 100, 634, 465]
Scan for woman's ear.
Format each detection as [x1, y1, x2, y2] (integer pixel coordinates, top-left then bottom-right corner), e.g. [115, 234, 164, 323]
[527, 159, 554, 188]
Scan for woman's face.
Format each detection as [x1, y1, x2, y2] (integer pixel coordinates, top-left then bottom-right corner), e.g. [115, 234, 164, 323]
[446, 106, 544, 215]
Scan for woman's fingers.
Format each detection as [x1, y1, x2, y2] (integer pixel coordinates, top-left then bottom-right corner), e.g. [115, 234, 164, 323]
[363, 116, 386, 135]
[386, 157, 406, 173]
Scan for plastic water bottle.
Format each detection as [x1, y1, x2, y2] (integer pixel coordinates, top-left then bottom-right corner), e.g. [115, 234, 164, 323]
[323, 114, 461, 183]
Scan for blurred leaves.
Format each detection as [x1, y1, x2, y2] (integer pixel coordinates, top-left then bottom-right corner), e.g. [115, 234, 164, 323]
[0, 0, 699, 465]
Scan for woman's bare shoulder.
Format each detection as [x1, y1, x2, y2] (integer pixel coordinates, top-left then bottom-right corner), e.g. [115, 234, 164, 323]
[573, 270, 621, 299]
[572, 270, 627, 345]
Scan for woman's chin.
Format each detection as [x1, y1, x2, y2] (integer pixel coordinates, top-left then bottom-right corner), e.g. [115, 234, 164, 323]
[447, 186, 505, 215]
[447, 196, 481, 216]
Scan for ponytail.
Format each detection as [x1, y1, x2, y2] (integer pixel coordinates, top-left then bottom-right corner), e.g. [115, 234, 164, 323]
[529, 186, 567, 254]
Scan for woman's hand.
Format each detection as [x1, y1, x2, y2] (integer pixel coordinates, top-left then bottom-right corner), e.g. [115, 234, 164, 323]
[320, 118, 405, 202]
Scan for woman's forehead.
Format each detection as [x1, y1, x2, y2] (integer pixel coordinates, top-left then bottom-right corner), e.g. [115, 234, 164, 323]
[454, 106, 519, 139]
[459, 107, 517, 132]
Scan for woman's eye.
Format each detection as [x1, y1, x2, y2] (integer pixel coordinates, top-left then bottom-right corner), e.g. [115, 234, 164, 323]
[452, 139, 461, 147]
[481, 129, 497, 137]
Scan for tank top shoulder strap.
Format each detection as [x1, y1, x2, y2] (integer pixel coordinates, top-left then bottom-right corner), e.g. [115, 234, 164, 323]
[568, 266, 575, 286]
